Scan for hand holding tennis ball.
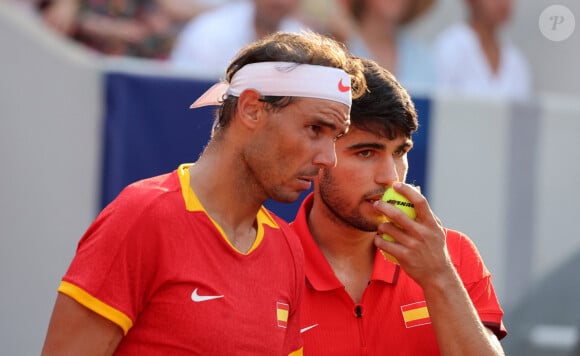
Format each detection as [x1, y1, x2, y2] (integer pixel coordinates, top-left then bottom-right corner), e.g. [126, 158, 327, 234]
[380, 186, 417, 264]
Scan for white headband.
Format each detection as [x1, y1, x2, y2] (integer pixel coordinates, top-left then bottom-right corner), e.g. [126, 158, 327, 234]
[190, 62, 352, 109]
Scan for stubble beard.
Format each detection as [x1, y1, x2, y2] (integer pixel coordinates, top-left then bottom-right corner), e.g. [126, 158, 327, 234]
[318, 170, 379, 233]
[242, 142, 298, 204]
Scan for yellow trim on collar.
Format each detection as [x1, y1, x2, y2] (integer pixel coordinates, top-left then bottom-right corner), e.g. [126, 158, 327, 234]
[177, 163, 279, 254]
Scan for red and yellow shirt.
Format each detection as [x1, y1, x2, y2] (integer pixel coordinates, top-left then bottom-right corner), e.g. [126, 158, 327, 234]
[59, 164, 304, 355]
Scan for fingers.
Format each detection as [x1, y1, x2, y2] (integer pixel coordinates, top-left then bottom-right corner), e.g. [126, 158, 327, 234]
[391, 182, 428, 221]
[373, 182, 448, 276]
[374, 201, 419, 239]
[379, 182, 441, 228]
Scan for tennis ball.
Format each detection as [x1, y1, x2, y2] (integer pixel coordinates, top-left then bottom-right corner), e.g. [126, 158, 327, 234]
[380, 187, 417, 264]
[381, 187, 417, 222]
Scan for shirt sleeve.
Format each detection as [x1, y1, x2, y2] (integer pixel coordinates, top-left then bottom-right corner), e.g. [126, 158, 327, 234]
[59, 186, 167, 334]
[447, 229, 508, 339]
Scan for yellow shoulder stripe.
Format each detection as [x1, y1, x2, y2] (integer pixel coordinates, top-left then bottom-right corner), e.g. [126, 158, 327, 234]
[58, 280, 133, 335]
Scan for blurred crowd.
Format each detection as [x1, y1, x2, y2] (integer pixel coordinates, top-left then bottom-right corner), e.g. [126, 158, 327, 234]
[13, 0, 532, 100]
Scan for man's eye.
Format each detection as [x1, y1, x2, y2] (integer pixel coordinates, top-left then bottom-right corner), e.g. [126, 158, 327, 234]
[358, 150, 373, 158]
[394, 149, 407, 158]
[309, 125, 321, 134]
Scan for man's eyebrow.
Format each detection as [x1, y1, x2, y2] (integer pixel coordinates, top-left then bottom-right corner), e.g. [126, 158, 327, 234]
[346, 139, 413, 151]
[312, 118, 338, 131]
[313, 118, 351, 138]
[400, 139, 414, 150]
[347, 142, 386, 150]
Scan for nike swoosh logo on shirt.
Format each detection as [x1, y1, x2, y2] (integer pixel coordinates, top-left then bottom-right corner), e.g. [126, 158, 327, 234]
[191, 288, 224, 302]
[300, 324, 319, 333]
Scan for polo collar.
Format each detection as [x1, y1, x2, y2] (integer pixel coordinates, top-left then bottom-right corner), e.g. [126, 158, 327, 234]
[292, 193, 399, 292]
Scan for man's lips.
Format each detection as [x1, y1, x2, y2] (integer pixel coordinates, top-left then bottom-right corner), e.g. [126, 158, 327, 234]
[365, 194, 384, 204]
[296, 176, 316, 189]
[298, 176, 316, 183]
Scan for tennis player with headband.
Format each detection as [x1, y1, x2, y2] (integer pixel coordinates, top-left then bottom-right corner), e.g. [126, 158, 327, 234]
[41, 31, 367, 355]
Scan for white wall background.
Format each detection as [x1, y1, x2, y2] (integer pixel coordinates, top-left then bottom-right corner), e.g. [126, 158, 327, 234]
[0, 3, 101, 353]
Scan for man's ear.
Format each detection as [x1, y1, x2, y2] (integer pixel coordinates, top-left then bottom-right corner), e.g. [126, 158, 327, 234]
[236, 89, 263, 129]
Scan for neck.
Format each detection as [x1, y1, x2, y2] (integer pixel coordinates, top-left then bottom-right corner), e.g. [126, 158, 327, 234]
[307, 198, 375, 302]
[189, 143, 264, 252]
[469, 19, 501, 74]
[309, 207, 375, 259]
[469, 17, 499, 44]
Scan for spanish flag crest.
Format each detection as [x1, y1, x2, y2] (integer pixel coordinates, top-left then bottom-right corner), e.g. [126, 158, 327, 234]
[276, 302, 289, 328]
[401, 301, 431, 328]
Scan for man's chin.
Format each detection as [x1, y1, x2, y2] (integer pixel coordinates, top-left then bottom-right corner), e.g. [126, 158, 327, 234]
[269, 191, 301, 204]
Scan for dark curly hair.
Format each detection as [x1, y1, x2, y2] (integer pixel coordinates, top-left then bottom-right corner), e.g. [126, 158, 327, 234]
[350, 58, 418, 139]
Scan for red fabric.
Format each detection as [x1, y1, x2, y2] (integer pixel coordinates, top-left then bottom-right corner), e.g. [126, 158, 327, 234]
[292, 194, 506, 356]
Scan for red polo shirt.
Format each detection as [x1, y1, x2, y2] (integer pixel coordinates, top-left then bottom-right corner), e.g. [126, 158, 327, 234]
[291, 194, 506, 356]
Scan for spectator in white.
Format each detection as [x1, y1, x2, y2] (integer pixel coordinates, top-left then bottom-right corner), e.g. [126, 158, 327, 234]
[433, 0, 532, 101]
[171, 0, 308, 76]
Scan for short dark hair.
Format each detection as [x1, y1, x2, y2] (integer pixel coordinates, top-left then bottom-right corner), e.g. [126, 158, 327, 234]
[350, 58, 418, 140]
[214, 31, 367, 133]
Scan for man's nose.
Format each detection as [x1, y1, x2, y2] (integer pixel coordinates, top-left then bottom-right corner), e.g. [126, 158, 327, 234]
[375, 156, 399, 185]
[312, 140, 337, 168]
